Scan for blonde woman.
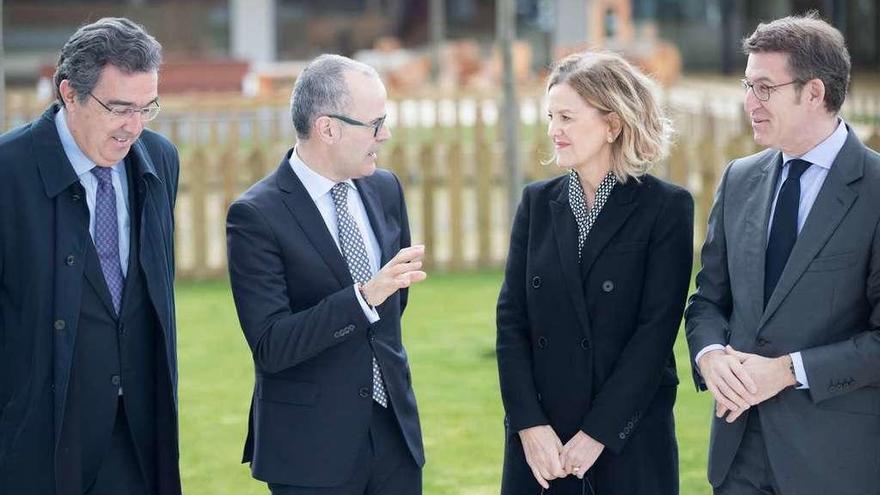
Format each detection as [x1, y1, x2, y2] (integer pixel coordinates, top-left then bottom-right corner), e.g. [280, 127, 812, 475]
[496, 52, 693, 494]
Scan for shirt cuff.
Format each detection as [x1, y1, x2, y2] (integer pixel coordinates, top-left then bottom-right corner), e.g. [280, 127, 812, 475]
[695, 344, 726, 367]
[789, 352, 809, 389]
[353, 285, 380, 324]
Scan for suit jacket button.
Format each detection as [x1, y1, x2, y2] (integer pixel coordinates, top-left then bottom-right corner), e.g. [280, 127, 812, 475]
[65, 255, 76, 266]
[602, 280, 614, 292]
[347, 324, 355, 331]
[111, 375, 120, 386]
[531, 276, 542, 289]
[580, 338, 590, 350]
[537, 336, 548, 349]
[54, 319, 66, 331]
[619, 432, 626, 439]
[756, 338, 769, 347]
[359, 387, 370, 398]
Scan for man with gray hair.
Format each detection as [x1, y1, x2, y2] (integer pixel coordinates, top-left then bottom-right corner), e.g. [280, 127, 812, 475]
[0, 18, 181, 495]
[227, 54, 426, 494]
[686, 12, 880, 495]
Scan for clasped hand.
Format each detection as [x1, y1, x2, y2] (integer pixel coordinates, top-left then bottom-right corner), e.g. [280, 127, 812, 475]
[519, 426, 604, 489]
[698, 345, 798, 423]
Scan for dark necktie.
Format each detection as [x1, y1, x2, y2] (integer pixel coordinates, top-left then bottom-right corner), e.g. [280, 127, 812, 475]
[764, 159, 811, 307]
[91, 166, 125, 314]
[330, 182, 388, 407]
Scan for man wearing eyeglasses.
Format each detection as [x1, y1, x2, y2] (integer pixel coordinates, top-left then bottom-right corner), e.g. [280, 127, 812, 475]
[227, 54, 426, 495]
[0, 18, 181, 495]
[686, 13, 880, 495]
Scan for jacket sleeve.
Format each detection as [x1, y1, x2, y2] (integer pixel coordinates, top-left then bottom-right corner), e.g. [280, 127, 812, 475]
[226, 200, 370, 374]
[801, 212, 880, 402]
[580, 187, 694, 454]
[685, 162, 735, 389]
[496, 186, 550, 433]
[392, 172, 412, 315]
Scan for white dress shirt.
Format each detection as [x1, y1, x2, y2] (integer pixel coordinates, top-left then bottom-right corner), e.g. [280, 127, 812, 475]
[289, 149, 381, 323]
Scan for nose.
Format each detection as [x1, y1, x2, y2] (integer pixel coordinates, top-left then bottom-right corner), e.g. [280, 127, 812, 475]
[744, 86, 762, 114]
[376, 122, 391, 142]
[547, 118, 559, 138]
[122, 112, 145, 134]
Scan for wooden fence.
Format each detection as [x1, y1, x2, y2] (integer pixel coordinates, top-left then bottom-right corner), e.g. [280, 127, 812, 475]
[5, 88, 880, 280]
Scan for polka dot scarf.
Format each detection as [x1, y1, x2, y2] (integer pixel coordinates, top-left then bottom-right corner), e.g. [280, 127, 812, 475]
[568, 170, 618, 261]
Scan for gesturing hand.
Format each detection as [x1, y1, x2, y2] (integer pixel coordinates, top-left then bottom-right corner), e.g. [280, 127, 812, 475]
[560, 431, 604, 479]
[360, 245, 427, 307]
[518, 425, 566, 489]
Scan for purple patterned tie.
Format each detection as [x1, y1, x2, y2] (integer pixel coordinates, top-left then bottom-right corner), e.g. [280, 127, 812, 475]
[91, 166, 125, 314]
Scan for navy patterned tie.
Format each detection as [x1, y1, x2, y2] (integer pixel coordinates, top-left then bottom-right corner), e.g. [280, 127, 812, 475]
[91, 166, 125, 314]
[764, 159, 811, 307]
[330, 182, 388, 407]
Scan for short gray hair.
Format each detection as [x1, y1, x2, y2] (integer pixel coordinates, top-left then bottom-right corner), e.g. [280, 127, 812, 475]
[53, 17, 162, 106]
[290, 54, 380, 139]
[743, 12, 850, 114]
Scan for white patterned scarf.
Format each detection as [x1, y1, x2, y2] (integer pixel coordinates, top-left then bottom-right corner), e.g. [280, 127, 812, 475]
[568, 170, 618, 261]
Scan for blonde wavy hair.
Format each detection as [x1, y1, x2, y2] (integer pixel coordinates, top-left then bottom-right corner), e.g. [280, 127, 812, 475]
[547, 51, 673, 182]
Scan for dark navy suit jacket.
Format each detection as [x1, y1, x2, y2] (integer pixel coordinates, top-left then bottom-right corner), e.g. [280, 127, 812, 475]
[0, 105, 180, 493]
[227, 150, 424, 487]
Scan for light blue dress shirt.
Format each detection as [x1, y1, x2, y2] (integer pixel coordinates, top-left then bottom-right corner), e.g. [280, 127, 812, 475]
[288, 149, 381, 323]
[55, 109, 131, 276]
[697, 120, 849, 389]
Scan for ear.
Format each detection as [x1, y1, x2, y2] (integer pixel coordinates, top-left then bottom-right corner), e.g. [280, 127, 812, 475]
[58, 80, 78, 107]
[606, 112, 622, 140]
[313, 115, 338, 145]
[804, 78, 826, 110]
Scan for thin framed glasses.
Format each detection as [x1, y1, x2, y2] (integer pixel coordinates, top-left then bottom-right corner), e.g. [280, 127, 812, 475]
[88, 92, 161, 121]
[326, 113, 387, 138]
[740, 78, 802, 102]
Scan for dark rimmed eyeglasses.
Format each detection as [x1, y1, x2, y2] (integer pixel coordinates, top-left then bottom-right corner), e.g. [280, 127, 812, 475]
[740, 78, 802, 102]
[326, 113, 387, 138]
[88, 92, 161, 121]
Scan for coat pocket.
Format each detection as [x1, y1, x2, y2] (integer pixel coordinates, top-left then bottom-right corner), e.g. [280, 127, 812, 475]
[256, 377, 319, 406]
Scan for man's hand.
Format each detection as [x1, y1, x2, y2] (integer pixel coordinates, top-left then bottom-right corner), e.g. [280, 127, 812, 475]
[360, 245, 427, 307]
[720, 346, 797, 422]
[518, 425, 567, 489]
[560, 431, 604, 479]
[698, 348, 759, 420]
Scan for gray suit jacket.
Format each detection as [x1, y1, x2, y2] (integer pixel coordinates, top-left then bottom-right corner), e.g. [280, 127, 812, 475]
[686, 124, 880, 495]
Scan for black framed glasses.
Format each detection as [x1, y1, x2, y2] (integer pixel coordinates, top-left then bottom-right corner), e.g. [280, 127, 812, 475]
[740, 78, 802, 102]
[88, 92, 161, 121]
[326, 113, 387, 138]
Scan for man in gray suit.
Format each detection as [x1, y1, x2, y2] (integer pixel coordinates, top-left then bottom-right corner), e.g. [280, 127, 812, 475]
[686, 13, 880, 495]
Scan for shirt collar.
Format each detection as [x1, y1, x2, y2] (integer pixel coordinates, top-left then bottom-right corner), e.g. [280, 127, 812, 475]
[781, 118, 847, 171]
[288, 147, 355, 201]
[54, 107, 124, 178]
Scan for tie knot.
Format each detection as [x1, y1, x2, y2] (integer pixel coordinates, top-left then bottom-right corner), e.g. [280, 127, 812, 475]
[91, 166, 114, 185]
[331, 182, 349, 210]
[786, 159, 811, 180]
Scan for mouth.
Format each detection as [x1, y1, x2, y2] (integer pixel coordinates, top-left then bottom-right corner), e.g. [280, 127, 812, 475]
[112, 136, 134, 145]
[554, 142, 570, 149]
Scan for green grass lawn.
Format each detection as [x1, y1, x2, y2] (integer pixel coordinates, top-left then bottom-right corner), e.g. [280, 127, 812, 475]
[177, 271, 713, 494]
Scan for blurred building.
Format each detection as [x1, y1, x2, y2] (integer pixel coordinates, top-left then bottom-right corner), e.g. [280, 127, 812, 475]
[2, 0, 877, 87]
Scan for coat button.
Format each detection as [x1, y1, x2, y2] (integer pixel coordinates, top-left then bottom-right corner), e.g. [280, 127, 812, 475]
[71, 192, 81, 201]
[531, 276, 542, 289]
[602, 280, 614, 292]
[358, 387, 370, 398]
[65, 255, 76, 266]
[580, 338, 590, 350]
[619, 432, 626, 439]
[54, 319, 66, 331]
[756, 338, 769, 347]
[537, 336, 548, 349]
[111, 375, 120, 386]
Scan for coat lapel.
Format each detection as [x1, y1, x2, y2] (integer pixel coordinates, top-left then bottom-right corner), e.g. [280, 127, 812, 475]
[741, 152, 782, 326]
[759, 131, 863, 328]
[578, 179, 639, 276]
[550, 186, 592, 336]
[353, 177, 391, 266]
[276, 151, 353, 287]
